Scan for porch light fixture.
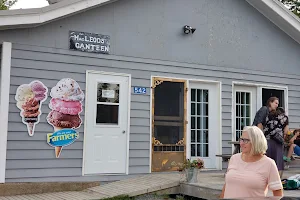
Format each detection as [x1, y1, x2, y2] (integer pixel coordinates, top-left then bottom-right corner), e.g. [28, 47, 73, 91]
[183, 25, 196, 34]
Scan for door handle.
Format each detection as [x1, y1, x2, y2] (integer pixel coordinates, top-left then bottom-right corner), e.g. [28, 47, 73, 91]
[122, 130, 126, 134]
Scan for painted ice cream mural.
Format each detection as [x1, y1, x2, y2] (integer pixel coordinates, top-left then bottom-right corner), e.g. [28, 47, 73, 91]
[15, 81, 48, 136]
[46, 78, 84, 158]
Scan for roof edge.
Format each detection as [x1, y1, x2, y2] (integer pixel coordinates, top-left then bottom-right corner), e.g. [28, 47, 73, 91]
[246, 0, 300, 45]
[0, 0, 300, 46]
[0, 0, 115, 30]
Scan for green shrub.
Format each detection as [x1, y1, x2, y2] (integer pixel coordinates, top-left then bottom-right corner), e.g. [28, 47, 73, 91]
[101, 195, 134, 200]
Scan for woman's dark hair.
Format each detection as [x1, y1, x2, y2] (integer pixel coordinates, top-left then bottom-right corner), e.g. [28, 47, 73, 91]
[266, 96, 279, 107]
[269, 107, 285, 117]
[293, 129, 300, 135]
[277, 107, 285, 115]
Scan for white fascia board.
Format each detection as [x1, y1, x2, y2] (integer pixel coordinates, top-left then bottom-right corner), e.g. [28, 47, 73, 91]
[246, 0, 300, 45]
[0, 0, 114, 29]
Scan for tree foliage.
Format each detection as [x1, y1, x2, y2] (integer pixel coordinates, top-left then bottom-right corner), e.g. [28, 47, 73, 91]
[0, 0, 18, 10]
[279, 0, 300, 18]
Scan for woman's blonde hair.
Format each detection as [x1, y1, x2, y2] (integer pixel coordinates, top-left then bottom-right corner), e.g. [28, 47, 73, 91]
[243, 126, 267, 155]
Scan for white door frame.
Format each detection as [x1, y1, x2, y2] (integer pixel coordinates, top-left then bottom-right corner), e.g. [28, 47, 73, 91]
[82, 70, 131, 176]
[149, 76, 222, 171]
[231, 81, 288, 148]
[0, 42, 12, 183]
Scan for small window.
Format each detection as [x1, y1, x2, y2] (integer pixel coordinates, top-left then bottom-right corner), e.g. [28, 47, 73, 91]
[96, 104, 119, 124]
[96, 82, 120, 125]
[97, 83, 119, 103]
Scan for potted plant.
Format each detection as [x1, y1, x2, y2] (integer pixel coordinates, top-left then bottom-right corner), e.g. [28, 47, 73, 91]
[171, 158, 204, 183]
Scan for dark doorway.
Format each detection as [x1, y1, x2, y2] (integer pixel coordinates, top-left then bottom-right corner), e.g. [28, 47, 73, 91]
[262, 88, 285, 108]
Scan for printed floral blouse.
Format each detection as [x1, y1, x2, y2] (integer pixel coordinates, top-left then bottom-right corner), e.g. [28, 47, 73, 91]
[263, 113, 289, 140]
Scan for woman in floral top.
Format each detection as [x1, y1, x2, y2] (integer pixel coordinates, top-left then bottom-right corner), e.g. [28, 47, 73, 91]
[264, 107, 289, 178]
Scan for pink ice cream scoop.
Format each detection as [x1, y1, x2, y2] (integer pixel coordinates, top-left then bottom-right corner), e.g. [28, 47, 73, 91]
[49, 98, 82, 115]
[31, 81, 47, 101]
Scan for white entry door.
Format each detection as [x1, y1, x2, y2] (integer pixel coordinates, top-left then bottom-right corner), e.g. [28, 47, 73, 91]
[233, 85, 257, 141]
[188, 82, 221, 169]
[84, 71, 130, 175]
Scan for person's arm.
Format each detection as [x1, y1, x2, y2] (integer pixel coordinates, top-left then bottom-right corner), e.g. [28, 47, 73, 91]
[257, 123, 263, 130]
[268, 160, 284, 197]
[220, 184, 225, 199]
[283, 125, 289, 139]
[273, 189, 283, 197]
[219, 156, 235, 199]
[253, 106, 268, 129]
[290, 133, 299, 144]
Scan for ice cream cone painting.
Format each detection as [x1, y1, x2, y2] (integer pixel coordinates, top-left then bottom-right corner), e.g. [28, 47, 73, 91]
[15, 81, 48, 136]
[46, 78, 84, 158]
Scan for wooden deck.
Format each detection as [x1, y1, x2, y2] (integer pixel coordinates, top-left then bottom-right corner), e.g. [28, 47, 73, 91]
[0, 173, 182, 200]
[0, 169, 299, 199]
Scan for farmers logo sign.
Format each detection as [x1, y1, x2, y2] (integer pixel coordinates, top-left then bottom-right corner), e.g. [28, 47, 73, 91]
[47, 129, 79, 158]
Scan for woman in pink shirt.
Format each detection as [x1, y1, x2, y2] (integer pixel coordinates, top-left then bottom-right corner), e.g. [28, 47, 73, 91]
[220, 126, 283, 199]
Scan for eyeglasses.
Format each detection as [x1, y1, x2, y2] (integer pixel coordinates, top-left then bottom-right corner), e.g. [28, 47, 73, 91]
[239, 138, 250, 144]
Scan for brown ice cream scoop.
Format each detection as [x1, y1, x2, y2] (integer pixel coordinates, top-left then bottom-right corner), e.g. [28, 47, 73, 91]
[22, 98, 40, 118]
[47, 110, 81, 128]
[22, 110, 40, 118]
[22, 98, 39, 111]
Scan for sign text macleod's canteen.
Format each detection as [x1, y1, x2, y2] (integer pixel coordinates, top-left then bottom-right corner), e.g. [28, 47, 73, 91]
[69, 31, 110, 54]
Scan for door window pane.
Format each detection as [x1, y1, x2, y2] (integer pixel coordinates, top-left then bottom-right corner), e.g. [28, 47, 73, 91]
[97, 83, 120, 103]
[96, 104, 119, 124]
[197, 144, 201, 157]
[197, 117, 201, 129]
[191, 117, 195, 129]
[203, 103, 208, 116]
[203, 144, 208, 157]
[197, 103, 201, 115]
[191, 144, 196, 156]
[235, 91, 251, 140]
[203, 117, 208, 129]
[191, 130, 195, 143]
[197, 89, 202, 102]
[191, 89, 196, 101]
[191, 103, 195, 115]
[203, 90, 209, 102]
[203, 130, 209, 143]
[190, 89, 209, 158]
[197, 130, 201, 143]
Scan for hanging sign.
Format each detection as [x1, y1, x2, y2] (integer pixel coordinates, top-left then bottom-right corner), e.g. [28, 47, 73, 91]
[69, 31, 110, 54]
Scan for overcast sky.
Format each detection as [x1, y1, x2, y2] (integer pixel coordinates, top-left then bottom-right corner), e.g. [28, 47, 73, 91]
[10, 0, 49, 9]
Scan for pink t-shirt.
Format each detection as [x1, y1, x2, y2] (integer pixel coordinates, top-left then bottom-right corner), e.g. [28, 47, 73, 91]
[224, 153, 283, 198]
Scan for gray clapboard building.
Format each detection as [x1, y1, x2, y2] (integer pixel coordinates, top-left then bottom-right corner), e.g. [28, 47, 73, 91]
[0, 0, 300, 183]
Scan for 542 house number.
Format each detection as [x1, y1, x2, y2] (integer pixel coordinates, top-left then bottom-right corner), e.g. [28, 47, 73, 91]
[134, 87, 146, 94]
